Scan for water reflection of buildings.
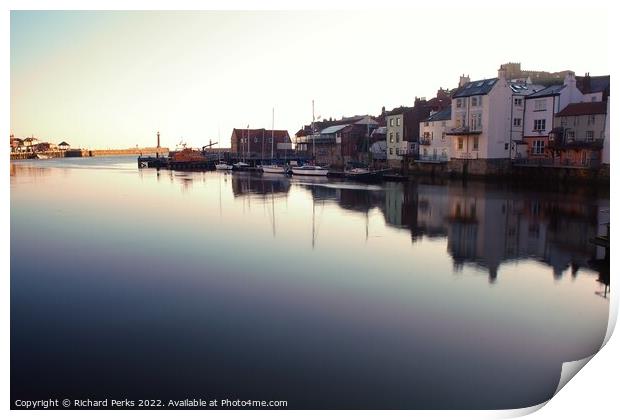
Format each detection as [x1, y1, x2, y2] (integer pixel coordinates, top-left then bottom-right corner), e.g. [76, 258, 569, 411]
[230, 173, 291, 198]
[331, 180, 607, 282]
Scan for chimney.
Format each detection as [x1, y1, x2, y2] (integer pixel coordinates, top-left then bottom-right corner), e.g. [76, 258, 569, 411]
[564, 71, 577, 88]
[498, 65, 507, 81]
[459, 74, 470, 87]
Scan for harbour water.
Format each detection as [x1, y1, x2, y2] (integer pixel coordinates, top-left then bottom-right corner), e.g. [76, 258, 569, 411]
[11, 156, 610, 409]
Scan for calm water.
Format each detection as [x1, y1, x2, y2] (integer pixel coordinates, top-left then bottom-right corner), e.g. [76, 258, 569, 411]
[11, 156, 610, 409]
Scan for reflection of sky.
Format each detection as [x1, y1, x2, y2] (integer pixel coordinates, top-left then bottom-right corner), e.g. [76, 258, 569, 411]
[11, 157, 609, 409]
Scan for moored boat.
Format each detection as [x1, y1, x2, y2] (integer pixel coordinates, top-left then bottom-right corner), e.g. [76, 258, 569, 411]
[215, 161, 233, 170]
[291, 165, 329, 176]
[262, 164, 287, 174]
[232, 161, 251, 170]
[36, 154, 51, 160]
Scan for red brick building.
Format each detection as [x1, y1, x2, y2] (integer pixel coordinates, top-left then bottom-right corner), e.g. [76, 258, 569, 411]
[231, 128, 291, 158]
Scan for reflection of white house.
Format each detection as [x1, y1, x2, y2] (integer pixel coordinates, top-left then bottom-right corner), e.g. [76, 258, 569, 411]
[384, 184, 404, 226]
[447, 68, 513, 160]
[419, 107, 451, 162]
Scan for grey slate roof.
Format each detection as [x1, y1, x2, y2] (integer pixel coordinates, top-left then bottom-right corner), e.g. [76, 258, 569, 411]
[526, 84, 565, 98]
[320, 124, 349, 134]
[452, 78, 498, 98]
[424, 107, 451, 122]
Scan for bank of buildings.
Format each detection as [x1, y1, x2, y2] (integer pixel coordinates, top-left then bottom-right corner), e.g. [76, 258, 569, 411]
[289, 62, 609, 176]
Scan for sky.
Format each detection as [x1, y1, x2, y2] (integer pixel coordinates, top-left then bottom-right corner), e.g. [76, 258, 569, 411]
[10, 9, 609, 149]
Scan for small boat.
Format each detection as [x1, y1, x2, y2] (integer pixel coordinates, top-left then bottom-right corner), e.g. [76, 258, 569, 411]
[345, 167, 371, 176]
[215, 161, 233, 170]
[36, 153, 51, 160]
[233, 161, 251, 170]
[345, 167, 384, 182]
[291, 165, 329, 176]
[262, 164, 287, 174]
[261, 109, 288, 175]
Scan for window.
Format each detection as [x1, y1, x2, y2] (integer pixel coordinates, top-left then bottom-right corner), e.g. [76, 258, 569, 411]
[396, 132, 400, 142]
[471, 113, 482, 129]
[514, 98, 523, 106]
[423, 148, 428, 156]
[566, 130, 575, 142]
[389, 132, 394, 143]
[560, 117, 567, 127]
[390, 118, 394, 127]
[396, 117, 401, 126]
[534, 99, 546, 111]
[587, 115, 596, 125]
[457, 137, 464, 150]
[471, 96, 478, 106]
[534, 119, 546, 131]
[586, 131, 594, 141]
[424, 121, 429, 127]
[442, 132, 446, 140]
[504, 143, 509, 150]
[513, 118, 522, 127]
[456, 98, 463, 108]
[389, 148, 394, 155]
[472, 136, 479, 150]
[532, 140, 545, 155]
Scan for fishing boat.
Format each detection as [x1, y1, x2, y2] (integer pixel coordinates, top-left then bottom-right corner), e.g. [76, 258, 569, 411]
[262, 108, 287, 174]
[36, 154, 51, 160]
[291, 165, 329, 176]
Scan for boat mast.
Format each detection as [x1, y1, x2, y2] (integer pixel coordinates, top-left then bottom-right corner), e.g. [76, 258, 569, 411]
[271, 107, 275, 161]
[312, 100, 315, 163]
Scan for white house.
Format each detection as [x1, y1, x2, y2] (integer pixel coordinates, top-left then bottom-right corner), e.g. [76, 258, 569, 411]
[447, 67, 513, 160]
[419, 107, 451, 162]
[385, 108, 409, 167]
[507, 81, 545, 159]
[521, 71, 583, 160]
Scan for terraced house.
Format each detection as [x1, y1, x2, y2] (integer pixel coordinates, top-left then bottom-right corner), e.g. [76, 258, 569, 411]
[548, 101, 607, 167]
[447, 67, 513, 166]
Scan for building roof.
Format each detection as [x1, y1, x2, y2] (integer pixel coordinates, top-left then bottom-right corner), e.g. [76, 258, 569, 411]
[576, 75, 610, 94]
[424, 107, 451, 122]
[58, 141, 70, 146]
[452, 78, 498, 98]
[385, 106, 413, 116]
[555, 101, 607, 117]
[232, 128, 290, 140]
[509, 83, 546, 96]
[526, 84, 565, 99]
[320, 124, 350, 134]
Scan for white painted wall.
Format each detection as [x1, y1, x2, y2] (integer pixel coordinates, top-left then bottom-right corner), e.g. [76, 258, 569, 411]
[419, 117, 451, 160]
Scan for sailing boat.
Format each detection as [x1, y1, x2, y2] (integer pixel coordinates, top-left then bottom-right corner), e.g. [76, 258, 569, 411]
[291, 100, 329, 176]
[262, 108, 287, 174]
[233, 125, 252, 170]
[215, 127, 233, 170]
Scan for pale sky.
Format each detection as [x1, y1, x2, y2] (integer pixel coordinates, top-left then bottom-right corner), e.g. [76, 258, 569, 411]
[10, 10, 609, 149]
